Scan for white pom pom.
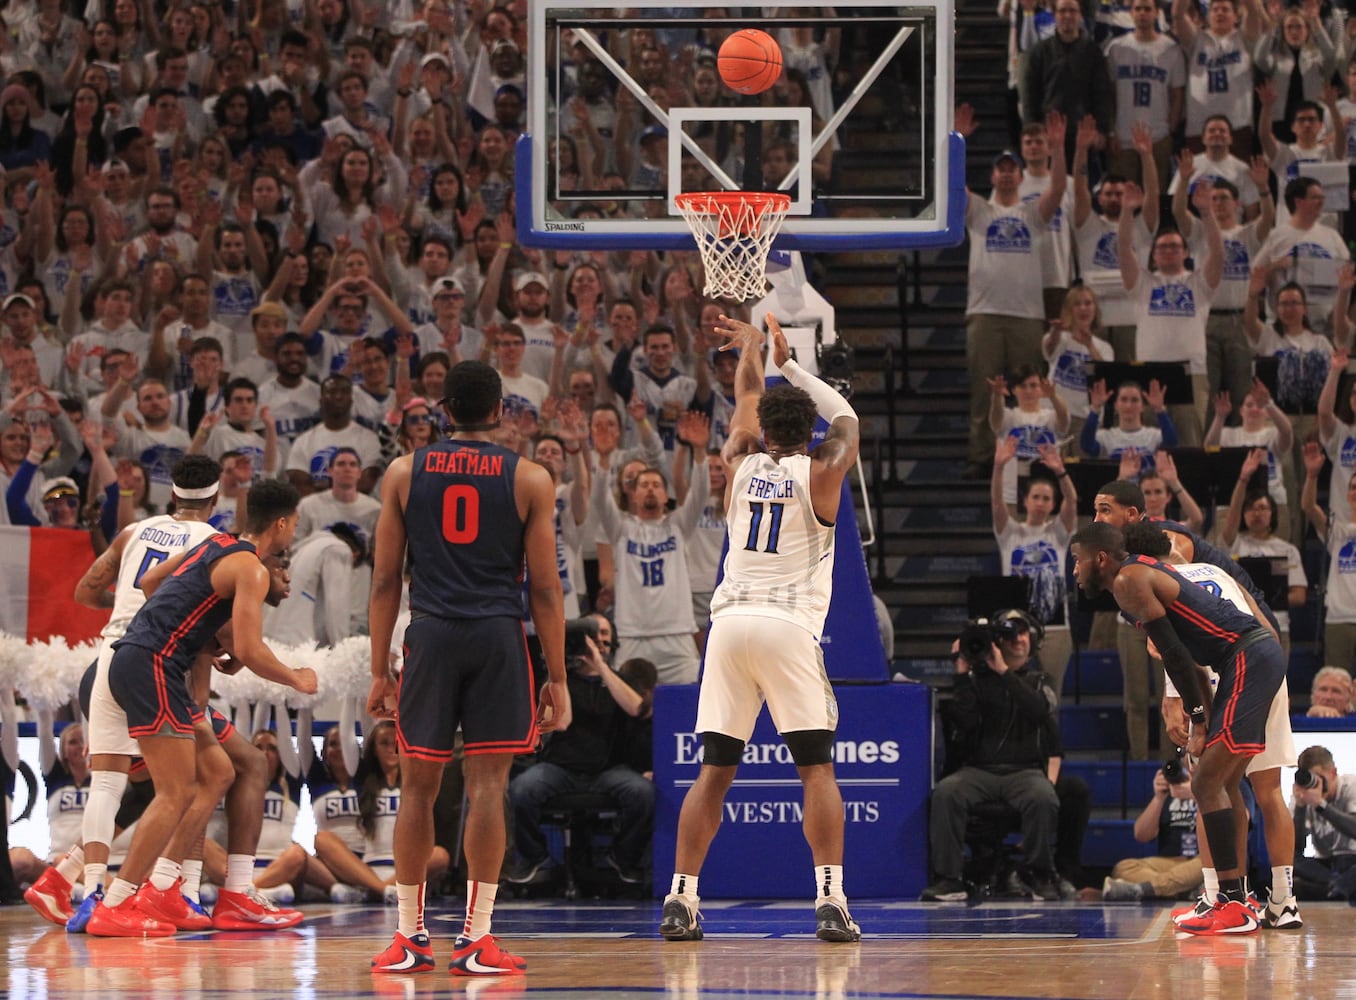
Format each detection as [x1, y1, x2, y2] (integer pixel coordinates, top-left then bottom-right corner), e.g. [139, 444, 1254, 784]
[0, 632, 31, 693]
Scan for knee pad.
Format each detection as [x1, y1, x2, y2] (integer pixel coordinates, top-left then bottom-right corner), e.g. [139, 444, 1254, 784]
[82, 769, 130, 847]
[783, 729, 835, 767]
[700, 732, 745, 768]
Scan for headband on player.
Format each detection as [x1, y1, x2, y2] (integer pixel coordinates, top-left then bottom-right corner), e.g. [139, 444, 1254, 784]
[173, 483, 220, 501]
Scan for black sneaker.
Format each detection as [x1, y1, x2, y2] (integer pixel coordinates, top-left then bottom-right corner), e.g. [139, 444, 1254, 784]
[658, 895, 702, 941]
[502, 857, 552, 885]
[1026, 871, 1063, 902]
[815, 898, 862, 942]
[604, 852, 646, 885]
[919, 877, 969, 902]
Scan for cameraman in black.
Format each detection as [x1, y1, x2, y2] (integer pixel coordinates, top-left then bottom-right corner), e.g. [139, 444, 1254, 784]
[1102, 755, 1201, 901]
[1292, 745, 1356, 900]
[921, 610, 1073, 902]
[505, 613, 656, 886]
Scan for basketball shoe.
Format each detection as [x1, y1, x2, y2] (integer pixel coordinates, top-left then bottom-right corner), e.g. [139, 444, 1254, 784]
[371, 931, 435, 973]
[658, 895, 703, 941]
[814, 897, 862, 942]
[133, 880, 213, 931]
[85, 897, 176, 937]
[24, 866, 74, 925]
[1171, 893, 1212, 925]
[1258, 889, 1303, 929]
[211, 886, 304, 930]
[1176, 897, 1260, 936]
[66, 889, 101, 933]
[448, 934, 527, 976]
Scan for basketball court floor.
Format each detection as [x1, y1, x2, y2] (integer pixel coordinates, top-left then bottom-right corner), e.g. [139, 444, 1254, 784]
[2, 897, 1349, 998]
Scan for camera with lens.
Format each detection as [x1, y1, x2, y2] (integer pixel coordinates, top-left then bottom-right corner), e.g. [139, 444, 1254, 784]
[1162, 752, 1189, 785]
[564, 617, 599, 661]
[957, 609, 1043, 669]
[1295, 767, 1326, 793]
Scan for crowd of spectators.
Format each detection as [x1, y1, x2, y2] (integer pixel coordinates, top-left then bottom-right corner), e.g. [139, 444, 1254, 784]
[0, 4, 851, 900]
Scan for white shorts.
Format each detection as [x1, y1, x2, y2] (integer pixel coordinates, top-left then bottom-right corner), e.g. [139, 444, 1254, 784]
[87, 643, 138, 757]
[695, 615, 838, 742]
[1246, 677, 1295, 775]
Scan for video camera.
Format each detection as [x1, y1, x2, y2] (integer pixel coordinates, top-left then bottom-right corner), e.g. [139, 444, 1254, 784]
[957, 609, 1044, 666]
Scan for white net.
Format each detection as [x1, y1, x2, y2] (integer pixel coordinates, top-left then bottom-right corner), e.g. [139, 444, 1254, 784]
[674, 192, 791, 302]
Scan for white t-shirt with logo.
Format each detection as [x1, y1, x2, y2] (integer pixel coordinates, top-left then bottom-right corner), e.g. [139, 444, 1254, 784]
[1131, 269, 1214, 375]
[1045, 330, 1113, 420]
[996, 518, 1070, 628]
[965, 197, 1047, 320]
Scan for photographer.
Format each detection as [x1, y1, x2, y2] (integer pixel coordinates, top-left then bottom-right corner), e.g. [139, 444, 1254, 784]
[921, 610, 1072, 902]
[1292, 745, 1356, 900]
[506, 614, 655, 886]
[1102, 756, 1202, 901]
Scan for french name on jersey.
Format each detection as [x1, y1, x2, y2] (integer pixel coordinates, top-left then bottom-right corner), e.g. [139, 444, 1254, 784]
[423, 451, 505, 476]
[746, 476, 795, 499]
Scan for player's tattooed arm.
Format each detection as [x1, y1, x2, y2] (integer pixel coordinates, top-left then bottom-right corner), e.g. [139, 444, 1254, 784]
[74, 527, 129, 608]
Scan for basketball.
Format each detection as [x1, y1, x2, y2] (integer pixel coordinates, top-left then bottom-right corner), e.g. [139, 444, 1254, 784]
[717, 29, 783, 96]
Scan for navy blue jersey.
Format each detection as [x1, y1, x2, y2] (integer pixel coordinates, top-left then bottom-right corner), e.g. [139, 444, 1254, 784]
[1151, 517, 1279, 632]
[1120, 555, 1266, 666]
[113, 533, 256, 674]
[407, 439, 525, 620]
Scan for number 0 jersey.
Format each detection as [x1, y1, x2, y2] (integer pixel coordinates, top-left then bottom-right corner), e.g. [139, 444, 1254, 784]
[101, 515, 221, 642]
[407, 438, 525, 620]
[710, 452, 836, 638]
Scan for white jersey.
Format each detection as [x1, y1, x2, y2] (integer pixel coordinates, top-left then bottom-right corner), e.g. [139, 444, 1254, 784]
[102, 516, 221, 642]
[710, 453, 836, 638]
[255, 781, 300, 860]
[1184, 29, 1252, 134]
[362, 784, 399, 865]
[1104, 32, 1185, 145]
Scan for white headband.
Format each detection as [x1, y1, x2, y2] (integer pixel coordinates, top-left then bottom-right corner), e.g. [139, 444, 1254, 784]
[173, 483, 220, 501]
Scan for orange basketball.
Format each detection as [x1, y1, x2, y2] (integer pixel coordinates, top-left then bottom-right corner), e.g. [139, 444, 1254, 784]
[717, 29, 783, 96]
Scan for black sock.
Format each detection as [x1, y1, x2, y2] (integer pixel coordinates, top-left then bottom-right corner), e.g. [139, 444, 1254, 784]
[1219, 876, 1246, 903]
[1201, 808, 1238, 874]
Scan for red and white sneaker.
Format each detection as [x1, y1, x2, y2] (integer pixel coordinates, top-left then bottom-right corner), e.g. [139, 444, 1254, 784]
[371, 931, 435, 973]
[1171, 894, 1212, 926]
[85, 897, 176, 938]
[211, 887, 304, 930]
[448, 934, 527, 976]
[132, 880, 212, 931]
[1177, 898, 1260, 936]
[23, 866, 74, 926]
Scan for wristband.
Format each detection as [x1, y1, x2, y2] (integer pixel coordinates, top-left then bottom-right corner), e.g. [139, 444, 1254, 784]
[1188, 706, 1206, 725]
[499, 242, 513, 250]
[119, 489, 134, 497]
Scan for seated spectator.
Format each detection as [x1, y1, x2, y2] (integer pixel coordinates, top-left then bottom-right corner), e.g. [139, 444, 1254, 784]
[506, 616, 654, 886]
[1102, 755, 1202, 901]
[1291, 745, 1356, 900]
[305, 725, 366, 903]
[325, 720, 449, 904]
[921, 613, 1065, 902]
[263, 524, 366, 647]
[7, 723, 89, 886]
[1307, 667, 1355, 719]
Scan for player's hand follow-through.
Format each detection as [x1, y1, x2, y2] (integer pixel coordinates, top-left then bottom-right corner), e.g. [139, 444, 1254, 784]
[711, 313, 765, 353]
[766, 313, 791, 369]
[538, 679, 572, 733]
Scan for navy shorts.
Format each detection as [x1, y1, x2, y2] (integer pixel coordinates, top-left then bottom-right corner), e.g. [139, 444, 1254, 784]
[1207, 635, 1287, 756]
[397, 615, 537, 762]
[107, 643, 197, 741]
[207, 706, 236, 743]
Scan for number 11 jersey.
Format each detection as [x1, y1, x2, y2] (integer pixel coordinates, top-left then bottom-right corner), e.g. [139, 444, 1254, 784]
[710, 452, 836, 639]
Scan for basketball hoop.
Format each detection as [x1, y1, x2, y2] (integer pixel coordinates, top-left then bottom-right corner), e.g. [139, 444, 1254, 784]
[675, 191, 791, 302]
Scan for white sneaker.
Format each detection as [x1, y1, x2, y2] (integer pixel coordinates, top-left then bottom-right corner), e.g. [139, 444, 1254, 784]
[1260, 892, 1303, 929]
[257, 883, 295, 906]
[329, 883, 367, 905]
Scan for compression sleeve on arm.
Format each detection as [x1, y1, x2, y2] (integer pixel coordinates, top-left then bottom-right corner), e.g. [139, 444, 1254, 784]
[778, 358, 857, 425]
[1143, 616, 1204, 717]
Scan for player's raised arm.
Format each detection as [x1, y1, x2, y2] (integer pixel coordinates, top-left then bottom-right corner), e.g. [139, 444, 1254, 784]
[519, 459, 571, 733]
[367, 454, 412, 718]
[768, 321, 860, 522]
[713, 311, 767, 470]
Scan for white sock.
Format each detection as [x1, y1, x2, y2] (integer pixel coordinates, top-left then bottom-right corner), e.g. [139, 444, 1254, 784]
[181, 860, 204, 903]
[397, 882, 425, 938]
[670, 873, 700, 901]
[84, 863, 108, 895]
[1202, 867, 1219, 901]
[149, 857, 181, 892]
[1271, 865, 1293, 901]
[463, 880, 498, 940]
[56, 846, 84, 884]
[225, 855, 254, 894]
[104, 877, 137, 908]
[816, 864, 845, 902]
